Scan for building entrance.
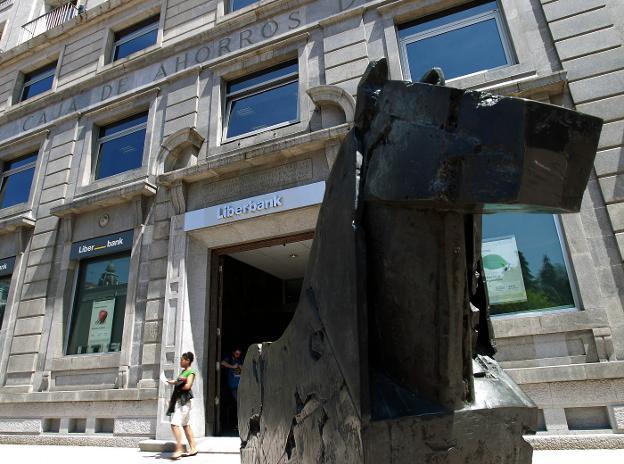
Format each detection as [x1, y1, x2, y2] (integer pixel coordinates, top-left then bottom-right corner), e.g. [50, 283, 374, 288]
[208, 233, 313, 436]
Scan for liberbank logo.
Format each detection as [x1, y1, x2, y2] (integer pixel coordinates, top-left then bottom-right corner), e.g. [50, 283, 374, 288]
[184, 181, 326, 231]
[77, 237, 126, 255]
[0, 256, 15, 277]
[217, 195, 283, 220]
[70, 230, 134, 260]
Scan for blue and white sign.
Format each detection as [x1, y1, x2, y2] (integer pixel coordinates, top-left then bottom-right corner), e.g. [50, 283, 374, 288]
[184, 181, 326, 231]
[70, 230, 134, 260]
[0, 256, 16, 277]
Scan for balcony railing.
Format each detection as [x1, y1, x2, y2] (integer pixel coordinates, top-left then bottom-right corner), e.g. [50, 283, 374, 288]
[0, 1, 13, 11]
[20, 2, 79, 44]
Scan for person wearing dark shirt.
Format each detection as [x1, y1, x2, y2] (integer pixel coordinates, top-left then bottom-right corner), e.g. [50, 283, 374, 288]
[221, 348, 243, 401]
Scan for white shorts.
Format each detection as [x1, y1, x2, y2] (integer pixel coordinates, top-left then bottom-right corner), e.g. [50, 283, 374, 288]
[171, 400, 191, 427]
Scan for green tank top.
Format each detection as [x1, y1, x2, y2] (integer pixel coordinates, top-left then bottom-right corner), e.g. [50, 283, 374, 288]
[179, 367, 196, 379]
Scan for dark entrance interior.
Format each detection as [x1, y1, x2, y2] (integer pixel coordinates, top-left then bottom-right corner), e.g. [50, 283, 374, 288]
[212, 235, 312, 436]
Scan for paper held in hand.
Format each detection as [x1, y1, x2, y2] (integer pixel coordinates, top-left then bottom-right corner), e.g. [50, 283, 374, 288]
[160, 371, 170, 384]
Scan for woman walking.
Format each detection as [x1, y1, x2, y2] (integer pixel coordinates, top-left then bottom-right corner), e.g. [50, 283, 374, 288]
[167, 351, 198, 460]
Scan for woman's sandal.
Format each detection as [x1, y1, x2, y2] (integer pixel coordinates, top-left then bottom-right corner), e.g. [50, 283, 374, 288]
[182, 450, 198, 457]
[170, 450, 183, 460]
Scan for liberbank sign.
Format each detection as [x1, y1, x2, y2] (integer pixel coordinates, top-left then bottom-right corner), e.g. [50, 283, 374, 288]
[184, 181, 326, 231]
[0, 0, 366, 141]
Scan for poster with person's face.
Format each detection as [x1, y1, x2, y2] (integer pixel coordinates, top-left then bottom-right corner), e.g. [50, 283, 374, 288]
[482, 235, 528, 305]
[87, 298, 116, 352]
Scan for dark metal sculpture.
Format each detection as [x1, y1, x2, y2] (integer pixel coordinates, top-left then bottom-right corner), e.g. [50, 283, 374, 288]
[238, 59, 602, 463]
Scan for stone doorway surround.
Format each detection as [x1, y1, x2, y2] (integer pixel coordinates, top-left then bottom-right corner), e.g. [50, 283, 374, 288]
[153, 205, 321, 440]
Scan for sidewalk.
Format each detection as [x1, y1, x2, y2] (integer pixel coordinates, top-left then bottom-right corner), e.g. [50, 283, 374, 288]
[1, 444, 624, 463]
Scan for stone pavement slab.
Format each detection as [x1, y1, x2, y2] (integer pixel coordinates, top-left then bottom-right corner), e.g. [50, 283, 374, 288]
[0, 444, 239, 463]
[533, 449, 624, 464]
[1, 444, 624, 463]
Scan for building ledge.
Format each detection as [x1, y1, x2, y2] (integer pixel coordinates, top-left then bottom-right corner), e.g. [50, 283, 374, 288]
[0, 209, 35, 235]
[527, 433, 624, 449]
[478, 70, 568, 99]
[507, 360, 624, 385]
[0, 387, 158, 404]
[51, 178, 157, 218]
[158, 123, 351, 187]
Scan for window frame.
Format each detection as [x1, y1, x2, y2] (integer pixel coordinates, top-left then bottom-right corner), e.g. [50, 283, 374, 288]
[222, 61, 300, 142]
[64, 251, 131, 356]
[92, 112, 148, 181]
[398, 1, 515, 83]
[110, 15, 159, 63]
[0, 152, 38, 210]
[227, 0, 258, 13]
[19, 62, 57, 102]
[487, 214, 582, 320]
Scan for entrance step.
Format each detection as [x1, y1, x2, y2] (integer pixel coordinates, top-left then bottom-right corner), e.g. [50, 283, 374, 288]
[139, 437, 241, 454]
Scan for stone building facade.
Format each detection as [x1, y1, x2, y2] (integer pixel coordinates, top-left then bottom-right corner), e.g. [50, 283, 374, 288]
[0, 0, 622, 448]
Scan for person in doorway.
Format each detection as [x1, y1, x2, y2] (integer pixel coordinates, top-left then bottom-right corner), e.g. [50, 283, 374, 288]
[167, 351, 198, 460]
[221, 347, 244, 402]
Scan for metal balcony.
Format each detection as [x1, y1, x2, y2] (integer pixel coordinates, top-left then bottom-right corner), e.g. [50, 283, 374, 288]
[20, 2, 79, 44]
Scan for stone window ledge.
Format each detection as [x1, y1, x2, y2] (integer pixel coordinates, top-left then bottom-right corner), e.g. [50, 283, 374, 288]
[476, 70, 568, 99]
[507, 360, 624, 385]
[492, 308, 606, 339]
[51, 178, 157, 218]
[0, 387, 158, 404]
[158, 123, 351, 187]
[0, 207, 35, 235]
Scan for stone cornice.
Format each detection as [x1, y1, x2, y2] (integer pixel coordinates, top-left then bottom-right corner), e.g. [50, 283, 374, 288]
[0, 387, 158, 404]
[50, 178, 157, 218]
[157, 123, 352, 187]
[0, 212, 35, 235]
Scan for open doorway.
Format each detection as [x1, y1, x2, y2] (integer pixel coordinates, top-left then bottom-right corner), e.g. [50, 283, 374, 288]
[208, 233, 313, 436]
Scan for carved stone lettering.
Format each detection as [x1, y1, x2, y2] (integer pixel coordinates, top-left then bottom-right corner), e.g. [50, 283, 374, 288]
[240, 29, 253, 47]
[261, 20, 279, 39]
[195, 46, 211, 63]
[3, 3, 370, 141]
[219, 37, 231, 55]
[289, 11, 302, 29]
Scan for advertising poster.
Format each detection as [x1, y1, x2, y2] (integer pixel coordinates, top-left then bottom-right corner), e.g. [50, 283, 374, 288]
[87, 298, 116, 352]
[482, 235, 528, 305]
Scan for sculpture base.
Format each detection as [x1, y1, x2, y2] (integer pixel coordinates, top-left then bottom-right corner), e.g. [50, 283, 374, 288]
[240, 356, 536, 464]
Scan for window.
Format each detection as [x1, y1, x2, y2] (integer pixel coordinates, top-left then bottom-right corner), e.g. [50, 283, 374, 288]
[398, 1, 514, 82]
[94, 112, 147, 180]
[0, 276, 10, 331]
[20, 62, 57, 101]
[0, 152, 37, 209]
[228, 0, 257, 12]
[111, 16, 159, 62]
[66, 253, 130, 355]
[483, 213, 576, 316]
[224, 60, 299, 140]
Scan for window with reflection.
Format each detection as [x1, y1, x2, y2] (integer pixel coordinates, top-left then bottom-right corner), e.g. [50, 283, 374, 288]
[483, 213, 576, 316]
[20, 62, 57, 102]
[94, 112, 147, 180]
[0, 276, 10, 331]
[66, 253, 130, 355]
[112, 16, 159, 62]
[0, 152, 37, 209]
[224, 60, 299, 140]
[398, 1, 514, 82]
[228, 0, 257, 13]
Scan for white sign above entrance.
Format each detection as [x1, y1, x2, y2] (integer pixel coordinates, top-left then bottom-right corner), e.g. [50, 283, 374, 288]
[184, 181, 326, 231]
